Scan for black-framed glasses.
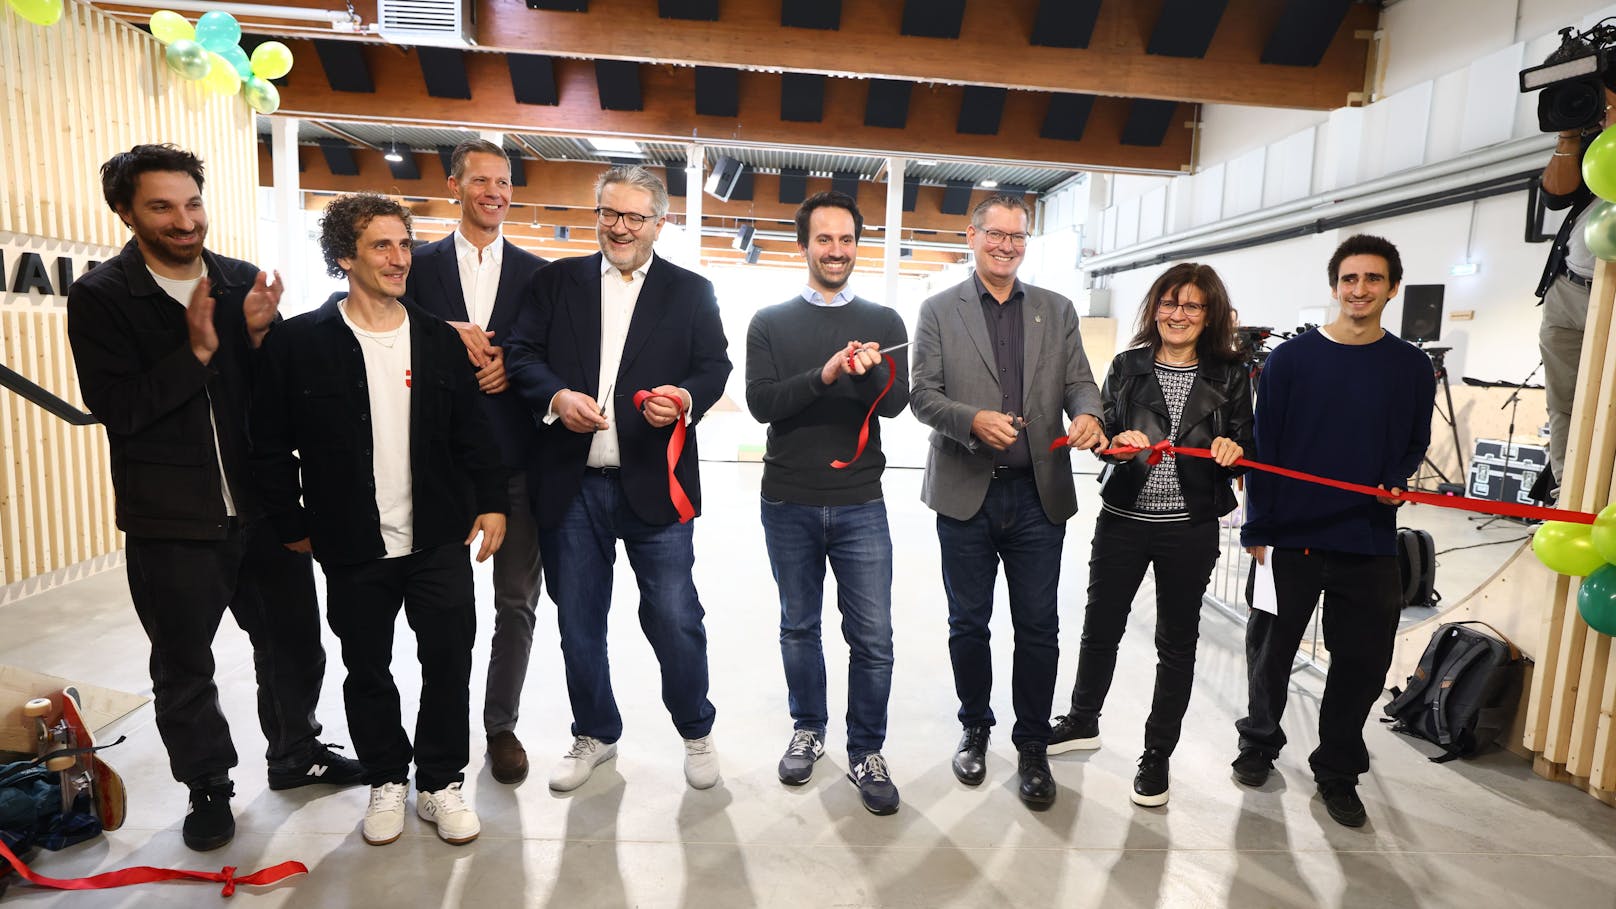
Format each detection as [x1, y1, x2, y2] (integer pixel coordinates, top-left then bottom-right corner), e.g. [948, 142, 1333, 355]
[982, 228, 1029, 248]
[1158, 300, 1206, 316]
[595, 207, 654, 230]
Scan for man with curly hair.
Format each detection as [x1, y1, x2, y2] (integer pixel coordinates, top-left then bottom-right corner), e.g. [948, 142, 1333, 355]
[251, 193, 508, 847]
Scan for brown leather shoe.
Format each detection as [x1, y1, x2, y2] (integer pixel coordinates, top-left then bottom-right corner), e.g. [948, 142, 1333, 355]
[487, 731, 529, 784]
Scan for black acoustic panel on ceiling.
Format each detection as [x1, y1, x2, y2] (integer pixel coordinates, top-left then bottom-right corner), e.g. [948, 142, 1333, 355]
[437, 145, 457, 177]
[594, 60, 643, 111]
[864, 79, 911, 129]
[695, 67, 739, 117]
[417, 47, 471, 99]
[386, 151, 420, 181]
[317, 138, 359, 176]
[957, 86, 1007, 135]
[940, 179, 975, 216]
[901, 0, 964, 38]
[510, 155, 527, 187]
[312, 39, 374, 93]
[508, 54, 558, 105]
[1146, 0, 1229, 58]
[1030, 0, 1102, 48]
[1121, 99, 1178, 146]
[1400, 284, 1445, 343]
[1041, 93, 1096, 141]
[1262, 0, 1353, 66]
[778, 167, 808, 204]
[781, 73, 826, 122]
[781, 0, 840, 29]
[659, 0, 717, 19]
[664, 164, 687, 197]
[730, 168, 755, 201]
[525, 0, 587, 8]
[831, 172, 860, 199]
[902, 178, 919, 212]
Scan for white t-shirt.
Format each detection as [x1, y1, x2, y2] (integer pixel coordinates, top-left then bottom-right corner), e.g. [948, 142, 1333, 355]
[1567, 204, 1596, 280]
[147, 267, 236, 518]
[340, 301, 414, 559]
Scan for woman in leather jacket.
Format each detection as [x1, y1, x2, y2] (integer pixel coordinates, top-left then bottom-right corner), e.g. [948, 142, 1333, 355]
[1048, 262, 1254, 808]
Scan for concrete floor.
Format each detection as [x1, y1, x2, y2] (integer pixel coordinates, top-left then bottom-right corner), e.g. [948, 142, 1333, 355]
[2, 462, 1613, 907]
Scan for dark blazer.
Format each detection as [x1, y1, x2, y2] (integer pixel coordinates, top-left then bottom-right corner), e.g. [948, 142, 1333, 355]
[505, 253, 732, 528]
[67, 240, 263, 540]
[249, 293, 506, 567]
[404, 235, 548, 468]
[1096, 346, 1254, 523]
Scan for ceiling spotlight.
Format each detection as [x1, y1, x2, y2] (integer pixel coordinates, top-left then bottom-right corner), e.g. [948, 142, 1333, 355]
[385, 146, 404, 163]
[979, 179, 999, 189]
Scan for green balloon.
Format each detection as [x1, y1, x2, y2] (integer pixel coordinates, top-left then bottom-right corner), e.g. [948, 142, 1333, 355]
[1583, 125, 1616, 204]
[1532, 520, 1606, 576]
[243, 77, 280, 115]
[1585, 199, 1616, 261]
[1577, 563, 1616, 636]
[164, 39, 211, 81]
[1592, 502, 1616, 565]
[193, 10, 240, 53]
[6, 0, 63, 27]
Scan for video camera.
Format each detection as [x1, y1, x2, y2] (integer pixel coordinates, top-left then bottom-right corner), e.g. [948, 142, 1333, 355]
[1520, 19, 1616, 133]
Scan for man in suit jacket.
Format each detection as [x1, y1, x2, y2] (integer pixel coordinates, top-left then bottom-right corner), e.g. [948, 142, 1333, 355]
[910, 193, 1106, 811]
[404, 139, 548, 785]
[505, 165, 733, 794]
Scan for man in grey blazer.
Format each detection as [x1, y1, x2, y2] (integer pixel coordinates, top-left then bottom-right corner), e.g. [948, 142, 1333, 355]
[910, 192, 1105, 810]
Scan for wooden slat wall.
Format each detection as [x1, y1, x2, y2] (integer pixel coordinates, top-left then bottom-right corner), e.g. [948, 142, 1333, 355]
[0, 3, 258, 587]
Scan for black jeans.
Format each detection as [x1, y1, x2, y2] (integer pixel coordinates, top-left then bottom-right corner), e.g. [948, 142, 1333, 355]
[124, 520, 326, 785]
[1235, 547, 1401, 785]
[323, 543, 477, 792]
[1067, 511, 1220, 755]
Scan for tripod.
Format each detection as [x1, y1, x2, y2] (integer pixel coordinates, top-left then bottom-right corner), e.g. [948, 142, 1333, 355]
[1475, 360, 1546, 529]
[1419, 346, 1465, 490]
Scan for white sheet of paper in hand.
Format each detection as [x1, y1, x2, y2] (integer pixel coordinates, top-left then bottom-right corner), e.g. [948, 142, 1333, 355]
[1251, 555, 1279, 616]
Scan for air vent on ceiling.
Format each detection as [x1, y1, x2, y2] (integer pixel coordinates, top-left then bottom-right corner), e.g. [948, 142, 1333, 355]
[377, 0, 476, 48]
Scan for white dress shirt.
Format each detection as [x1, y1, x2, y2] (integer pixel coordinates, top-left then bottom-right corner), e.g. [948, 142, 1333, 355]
[800, 284, 854, 307]
[453, 228, 503, 329]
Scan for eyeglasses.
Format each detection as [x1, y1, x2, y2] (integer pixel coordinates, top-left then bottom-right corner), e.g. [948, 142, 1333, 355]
[980, 228, 1029, 248]
[595, 207, 655, 230]
[1158, 300, 1206, 316]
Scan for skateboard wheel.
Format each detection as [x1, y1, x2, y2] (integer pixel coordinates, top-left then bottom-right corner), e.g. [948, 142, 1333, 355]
[23, 698, 51, 718]
[46, 754, 75, 772]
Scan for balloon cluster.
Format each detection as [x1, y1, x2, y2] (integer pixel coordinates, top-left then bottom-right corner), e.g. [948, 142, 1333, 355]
[1582, 126, 1616, 259]
[1533, 510, 1616, 637]
[149, 11, 293, 115]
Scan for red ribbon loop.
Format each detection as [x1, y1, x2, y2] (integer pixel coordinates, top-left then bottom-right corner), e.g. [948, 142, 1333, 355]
[632, 389, 696, 524]
[0, 837, 308, 895]
[830, 354, 897, 469]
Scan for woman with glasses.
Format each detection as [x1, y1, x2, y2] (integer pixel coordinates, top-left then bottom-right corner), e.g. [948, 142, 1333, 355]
[1048, 261, 1253, 808]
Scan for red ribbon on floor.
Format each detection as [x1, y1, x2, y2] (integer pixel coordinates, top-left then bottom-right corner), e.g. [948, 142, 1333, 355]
[1053, 437, 1600, 525]
[632, 389, 696, 524]
[0, 837, 307, 896]
[830, 354, 897, 469]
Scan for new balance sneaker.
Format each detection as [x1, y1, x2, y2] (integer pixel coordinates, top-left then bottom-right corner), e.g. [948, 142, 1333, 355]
[362, 782, 408, 846]
[268, 742, 366, 791]
[1232, 748, 1274, 788]
[182, 781, 235, 851]
[1048, 714, 1101, 755]
[1318, 780, 1368, 828]
[1131, 748, 1170, 807]
[684, 734, 721, 790]
[847, 752, 900, 816]
[548, 735, 617, 792]
[777, 729, 825, 786]
[418, 781, 480, 844]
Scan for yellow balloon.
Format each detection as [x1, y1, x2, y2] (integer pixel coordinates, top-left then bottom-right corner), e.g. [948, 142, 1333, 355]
[203, 52, 241, 96]
[249, 41, 294, 81]
[7, 0, 64, 27]
[148, 10, 193, 45]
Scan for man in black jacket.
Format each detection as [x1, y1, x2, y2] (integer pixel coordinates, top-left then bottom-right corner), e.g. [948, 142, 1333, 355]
[252, 193, 506, 847]
[66, 144, 361, 853]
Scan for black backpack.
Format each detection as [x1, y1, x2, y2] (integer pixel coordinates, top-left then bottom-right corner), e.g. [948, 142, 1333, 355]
[1383, 621, 1525, 762]
[1396, 527, 1441, 609]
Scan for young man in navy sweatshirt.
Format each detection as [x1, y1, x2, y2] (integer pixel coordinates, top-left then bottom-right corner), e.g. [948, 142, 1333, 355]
[1234, 234, 1435, 828]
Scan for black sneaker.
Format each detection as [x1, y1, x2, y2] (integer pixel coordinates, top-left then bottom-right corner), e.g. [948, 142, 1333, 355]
[1318, 781, 1367, 827]
[269, 742, 366, 791]
[1131, 748, 1170, 807]
[1231, 749, 1273, 787]
[777, 729, 825, 786]
[847, 752, 900, 815]
[183, 782, 236, 851]
[1048, 713, 1101, 755]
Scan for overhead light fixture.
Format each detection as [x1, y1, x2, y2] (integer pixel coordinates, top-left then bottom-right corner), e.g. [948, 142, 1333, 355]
[587, 137, 644, 156]
[979, 179, 999, 189]
[1450, 262, 1480, 277]
[913, 159, 939, 167]
[384, 124, 403, 162]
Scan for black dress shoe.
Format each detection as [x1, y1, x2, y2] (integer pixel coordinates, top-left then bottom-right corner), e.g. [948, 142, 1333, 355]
[952, 726, 990, 786]
[1017, 743, 1056, 810]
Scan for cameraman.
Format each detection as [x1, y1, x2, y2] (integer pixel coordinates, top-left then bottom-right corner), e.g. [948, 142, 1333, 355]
[1537, 82, 1616, 498]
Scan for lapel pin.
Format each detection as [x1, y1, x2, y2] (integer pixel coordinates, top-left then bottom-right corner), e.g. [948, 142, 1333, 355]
[1035, 315, 1042, 323]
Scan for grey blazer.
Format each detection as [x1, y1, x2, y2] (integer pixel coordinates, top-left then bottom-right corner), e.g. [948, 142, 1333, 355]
[910, 276, 1103, 523]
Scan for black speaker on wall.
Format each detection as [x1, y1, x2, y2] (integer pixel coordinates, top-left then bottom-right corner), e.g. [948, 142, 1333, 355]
[1399, 284, 1444, 343]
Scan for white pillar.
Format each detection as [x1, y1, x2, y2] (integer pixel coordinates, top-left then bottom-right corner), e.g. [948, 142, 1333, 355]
[883, 156, 906, 306]
[683, 143, 704, 268]
[269, 116, 303, 310]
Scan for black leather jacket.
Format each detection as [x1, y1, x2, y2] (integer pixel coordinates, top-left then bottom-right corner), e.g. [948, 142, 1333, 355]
[1097, 346, 1255, 522]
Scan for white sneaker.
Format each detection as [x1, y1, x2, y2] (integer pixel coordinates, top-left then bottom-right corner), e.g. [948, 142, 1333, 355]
[683, 734, 720, 790]
[362, 782, 407, 846]
[548, 735, 617, 792]
[417, 781, 480, 845]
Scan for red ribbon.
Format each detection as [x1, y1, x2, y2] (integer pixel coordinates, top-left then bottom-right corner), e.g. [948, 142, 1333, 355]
[830, 354, 896, 469]
[1067, 439, 1599, 525]
[632, 389, 696, 524]
[0, 837, 307, 896]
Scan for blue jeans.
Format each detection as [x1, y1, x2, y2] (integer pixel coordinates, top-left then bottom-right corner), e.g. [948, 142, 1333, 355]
[759, 495, 895, 759]
[538, 473, 716, 743]
[936, 473, 1066, 748]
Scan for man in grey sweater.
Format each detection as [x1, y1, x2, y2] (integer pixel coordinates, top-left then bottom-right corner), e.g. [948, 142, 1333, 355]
[744, 191, 910, 814]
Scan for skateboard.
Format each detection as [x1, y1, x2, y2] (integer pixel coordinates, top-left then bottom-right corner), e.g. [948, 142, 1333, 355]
[20, 687, 126, 831]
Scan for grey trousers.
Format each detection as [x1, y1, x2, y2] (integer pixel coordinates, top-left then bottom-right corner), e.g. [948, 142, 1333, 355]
[1540, 272, 1592, 486]
[484, 471, 543, 735]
